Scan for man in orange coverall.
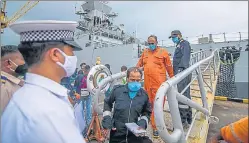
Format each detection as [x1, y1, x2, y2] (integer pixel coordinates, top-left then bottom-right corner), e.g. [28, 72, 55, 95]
[209, 116, 248, 143]
[136, 35, 174, 138]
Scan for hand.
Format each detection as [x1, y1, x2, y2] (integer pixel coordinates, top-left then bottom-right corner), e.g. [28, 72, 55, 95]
[102, 116, 112, 129]
[137, 119, 147, 129]
[75, 93, 81, 100]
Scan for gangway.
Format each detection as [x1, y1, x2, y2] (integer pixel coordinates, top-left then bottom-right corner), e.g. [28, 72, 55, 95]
[89, 48, 221, 143]
[153, 49, 220, 143]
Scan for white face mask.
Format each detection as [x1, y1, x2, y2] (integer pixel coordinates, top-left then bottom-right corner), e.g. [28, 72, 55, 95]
[56, 49, 77, 77]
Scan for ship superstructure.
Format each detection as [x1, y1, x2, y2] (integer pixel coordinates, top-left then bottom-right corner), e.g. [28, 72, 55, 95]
[74, 1, 143, 66]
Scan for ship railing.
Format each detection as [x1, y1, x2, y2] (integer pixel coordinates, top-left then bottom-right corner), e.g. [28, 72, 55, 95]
[92, 49, 219, 112]
[154, 49, 220, 143]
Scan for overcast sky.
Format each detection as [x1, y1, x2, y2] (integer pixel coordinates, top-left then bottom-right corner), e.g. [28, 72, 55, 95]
[1, 1, 248, 46]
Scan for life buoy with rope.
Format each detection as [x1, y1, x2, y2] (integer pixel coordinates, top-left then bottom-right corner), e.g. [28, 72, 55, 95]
[87, 65, 112, 95]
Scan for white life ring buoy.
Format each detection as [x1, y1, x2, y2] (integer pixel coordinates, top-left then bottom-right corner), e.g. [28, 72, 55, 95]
[87, 65, 112, 95]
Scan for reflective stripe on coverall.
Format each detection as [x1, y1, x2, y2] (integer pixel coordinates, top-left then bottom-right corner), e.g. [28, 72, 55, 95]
[221, 116, 248, 143]
[136, 47, 174, 130]
[173, 40, 192, 124]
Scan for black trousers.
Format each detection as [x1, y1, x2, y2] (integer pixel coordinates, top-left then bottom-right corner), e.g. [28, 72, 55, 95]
[174, 67, 193, 125]
[109, 130, 152, 143]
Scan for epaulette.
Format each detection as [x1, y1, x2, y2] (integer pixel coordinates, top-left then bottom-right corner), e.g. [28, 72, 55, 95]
[1, 76, 7, 84]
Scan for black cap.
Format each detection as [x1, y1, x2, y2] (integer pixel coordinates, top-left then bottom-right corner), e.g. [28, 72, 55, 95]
[169, 30, 182, 39]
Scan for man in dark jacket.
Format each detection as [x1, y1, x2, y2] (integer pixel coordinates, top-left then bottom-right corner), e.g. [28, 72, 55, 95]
[169, 30, 192, 128]
[102, 67, 152, 143]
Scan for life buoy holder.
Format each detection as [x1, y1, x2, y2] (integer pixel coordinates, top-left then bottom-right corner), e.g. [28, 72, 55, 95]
[87, 65, 112, 95]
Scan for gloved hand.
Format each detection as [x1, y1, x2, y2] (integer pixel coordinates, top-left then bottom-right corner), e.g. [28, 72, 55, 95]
[102, 116, 112, 129]
[137, 119, 147, 129]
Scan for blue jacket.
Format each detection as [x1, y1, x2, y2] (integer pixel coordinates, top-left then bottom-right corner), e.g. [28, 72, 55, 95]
[74, 74, 84, 95]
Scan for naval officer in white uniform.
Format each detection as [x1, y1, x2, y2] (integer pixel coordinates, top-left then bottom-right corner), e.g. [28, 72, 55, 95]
[1, 20, 86, 143]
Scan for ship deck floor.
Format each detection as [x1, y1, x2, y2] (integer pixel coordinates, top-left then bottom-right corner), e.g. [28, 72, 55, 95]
[206, 100, 248, 141]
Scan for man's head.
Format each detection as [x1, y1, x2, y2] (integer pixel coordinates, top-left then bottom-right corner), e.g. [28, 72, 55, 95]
[121, 65, 127, 72]
[105, 64, 110, 70]
[18, 42, 77, 81]
[83, 65, 91, 75]
[1, 45, 27, 77]
[9, 20, 82, 83]
[169, 30, 182, 44]
[126, 67, 143, 83]
[80, 62, 86, 69]
[126, 67, 143, 92]
[147, 35, 158, 51]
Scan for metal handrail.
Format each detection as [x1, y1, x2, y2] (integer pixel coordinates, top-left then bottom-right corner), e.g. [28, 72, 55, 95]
[93, 72, 126, 115]
[154, 49, 220, 143]
[92, 49, 212, 114]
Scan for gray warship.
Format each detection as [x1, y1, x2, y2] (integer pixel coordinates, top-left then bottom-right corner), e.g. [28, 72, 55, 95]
[73, 1, 248, 143]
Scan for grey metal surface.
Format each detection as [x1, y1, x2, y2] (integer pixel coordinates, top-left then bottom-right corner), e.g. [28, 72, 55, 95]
[76, 40, 248, 76]
[197, 66, 208, 109]
[207, 101, 248, 142]
[234, 51, 248, 99]
[81, 1, 112, 14]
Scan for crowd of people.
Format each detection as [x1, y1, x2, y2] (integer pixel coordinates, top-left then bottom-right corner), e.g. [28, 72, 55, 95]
[1, 20, 248, 143]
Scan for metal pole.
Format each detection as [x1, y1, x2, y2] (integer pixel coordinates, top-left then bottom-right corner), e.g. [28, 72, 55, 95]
[168, 87, 186, 143]
[154, 83, 183, 143]
[239, 32, 241, 41]
[223, 33, 226, 42]
[196, 66, 208, 109]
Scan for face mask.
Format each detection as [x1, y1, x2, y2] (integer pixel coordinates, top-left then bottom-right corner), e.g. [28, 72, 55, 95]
[172, 37, 180, 44]
[56, 49, 78, 77]
[9, 60, 28, 75]
[128, 82, 141, 92]
[149, 44, 156, 51]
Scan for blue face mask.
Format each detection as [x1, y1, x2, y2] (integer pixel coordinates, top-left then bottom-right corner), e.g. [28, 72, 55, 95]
[128, 82, 141, 99]
[172, 37, 180, 44]
[149, 44, 156, 51]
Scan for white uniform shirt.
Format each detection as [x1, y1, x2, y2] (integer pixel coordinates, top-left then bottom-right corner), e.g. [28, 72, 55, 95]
[1, 73, 86, 143]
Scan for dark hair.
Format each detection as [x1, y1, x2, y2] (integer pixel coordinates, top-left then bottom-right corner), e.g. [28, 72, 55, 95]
[127, 67, 143, 79]
[80, 63, 86, 67]
[1, 45, 19, 57]
[84, 65, 91, 71]
[121, 65, 127, 71]
[105, 64, 110, 69]
[18, 42, 65, 67]
[148, 35, 158, 42]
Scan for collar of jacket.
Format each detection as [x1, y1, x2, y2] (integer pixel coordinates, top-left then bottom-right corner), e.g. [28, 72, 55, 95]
[176, 39, 184, 47]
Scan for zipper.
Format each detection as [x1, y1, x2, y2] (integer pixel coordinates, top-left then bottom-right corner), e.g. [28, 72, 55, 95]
[126, 99, 133, 143]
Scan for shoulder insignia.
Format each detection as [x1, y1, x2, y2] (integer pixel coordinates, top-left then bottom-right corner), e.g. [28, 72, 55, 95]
[1, 76, 7, 84]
